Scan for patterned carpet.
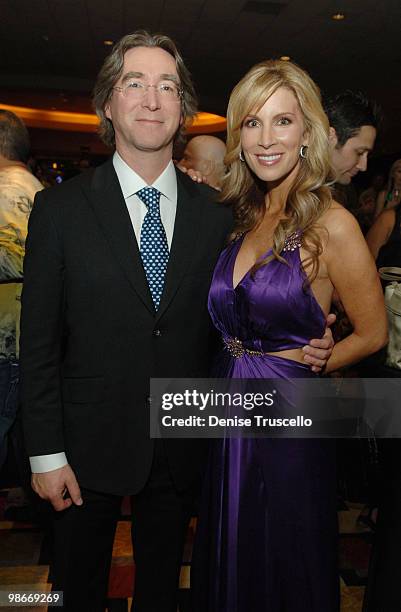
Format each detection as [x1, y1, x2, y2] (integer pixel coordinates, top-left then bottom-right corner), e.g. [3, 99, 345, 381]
[0, 490, 371, 611]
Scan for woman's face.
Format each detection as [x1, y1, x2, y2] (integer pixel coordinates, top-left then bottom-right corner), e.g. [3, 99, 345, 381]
[240, 86, 307, 188]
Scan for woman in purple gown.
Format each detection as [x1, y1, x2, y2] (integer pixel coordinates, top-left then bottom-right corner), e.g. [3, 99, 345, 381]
[192, 60, 387, 611]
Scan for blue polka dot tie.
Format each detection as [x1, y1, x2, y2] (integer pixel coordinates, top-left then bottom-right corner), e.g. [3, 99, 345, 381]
[137, 187, 169, 310]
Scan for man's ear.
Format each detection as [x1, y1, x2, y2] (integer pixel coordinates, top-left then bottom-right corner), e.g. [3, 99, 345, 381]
[105, 103, 111, 121]
[329, 126, 338, 148]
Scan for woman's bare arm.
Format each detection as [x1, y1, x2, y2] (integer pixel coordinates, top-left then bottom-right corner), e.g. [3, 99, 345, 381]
[322, 207, 387, 373]
[374, 190, 386, 218]
[365, 210, 395, 261]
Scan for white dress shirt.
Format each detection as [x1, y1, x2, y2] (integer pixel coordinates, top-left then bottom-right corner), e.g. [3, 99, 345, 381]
[113, 151, 177, 249]
[30, 152, 178, 473]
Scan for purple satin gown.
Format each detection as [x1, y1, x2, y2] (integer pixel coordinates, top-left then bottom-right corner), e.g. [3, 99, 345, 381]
[192, 234, 340, 612]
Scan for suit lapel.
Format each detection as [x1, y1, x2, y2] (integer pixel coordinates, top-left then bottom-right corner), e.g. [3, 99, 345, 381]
[85, 159, 155, 314]
[155, 169, 202, 322]
[84, 161, 204, 319]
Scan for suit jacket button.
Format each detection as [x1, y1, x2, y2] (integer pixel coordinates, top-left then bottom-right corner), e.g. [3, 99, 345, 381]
[153, 329, 162, 337]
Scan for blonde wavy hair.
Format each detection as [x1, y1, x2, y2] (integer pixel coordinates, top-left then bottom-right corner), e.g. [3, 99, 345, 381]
[221, 59, 333, 281]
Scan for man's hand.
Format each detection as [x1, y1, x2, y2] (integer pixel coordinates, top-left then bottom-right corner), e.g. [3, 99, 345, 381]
[32, 464, 83, 512]
[302, 313, 336, 373]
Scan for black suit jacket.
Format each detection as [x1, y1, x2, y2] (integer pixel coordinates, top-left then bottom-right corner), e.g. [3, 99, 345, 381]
[20, 159, 233, 495]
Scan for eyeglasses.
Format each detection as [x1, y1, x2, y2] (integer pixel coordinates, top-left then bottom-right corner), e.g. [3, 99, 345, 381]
[113, 80, 183, 101]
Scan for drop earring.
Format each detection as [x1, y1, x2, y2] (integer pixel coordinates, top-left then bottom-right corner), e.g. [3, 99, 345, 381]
[299, 145, 308, 159]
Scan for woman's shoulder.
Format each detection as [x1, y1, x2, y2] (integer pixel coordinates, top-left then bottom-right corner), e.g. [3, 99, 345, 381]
[312, 201, 368, 258]
[319, 201, 359, 234]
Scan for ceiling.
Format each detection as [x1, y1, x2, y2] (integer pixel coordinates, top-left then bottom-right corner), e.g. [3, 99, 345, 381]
[1, 0, 400, 155]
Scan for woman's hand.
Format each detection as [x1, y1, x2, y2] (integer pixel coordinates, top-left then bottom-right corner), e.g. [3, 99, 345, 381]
[176, 163, 207, 184]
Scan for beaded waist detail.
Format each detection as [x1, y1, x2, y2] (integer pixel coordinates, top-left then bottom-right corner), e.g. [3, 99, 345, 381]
[223, 336, 266, 359]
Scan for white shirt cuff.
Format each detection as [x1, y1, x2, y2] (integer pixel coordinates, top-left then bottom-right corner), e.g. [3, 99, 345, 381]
[30, 452, 68, 473]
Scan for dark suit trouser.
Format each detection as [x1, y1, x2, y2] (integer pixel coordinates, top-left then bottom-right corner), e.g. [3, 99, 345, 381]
[363, 439, 401, 612]
[51, 441, 194, 612]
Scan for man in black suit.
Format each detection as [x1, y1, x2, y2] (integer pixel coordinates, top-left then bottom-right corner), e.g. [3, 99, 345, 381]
[20, 31, 333, 612]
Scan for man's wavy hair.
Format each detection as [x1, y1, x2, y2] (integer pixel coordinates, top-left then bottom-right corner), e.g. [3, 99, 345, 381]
[93, 30, 198, 148]
[221, 59, 333, 282]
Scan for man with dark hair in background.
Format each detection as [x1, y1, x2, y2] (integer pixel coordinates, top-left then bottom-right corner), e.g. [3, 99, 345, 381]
[20, 31, 333, 612]
[325, 90, 380, 187]
[0, 110, 42, 471]
[324, 91, 381, 213]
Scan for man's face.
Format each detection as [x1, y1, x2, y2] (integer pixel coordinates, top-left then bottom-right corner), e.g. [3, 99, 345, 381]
[330, 125, 376, 185]
[180, 141, 203, 173]
[105, 46, 183, 157]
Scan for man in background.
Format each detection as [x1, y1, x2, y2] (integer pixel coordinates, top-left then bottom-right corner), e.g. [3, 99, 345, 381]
[325, 91, 380, 209]
[179, 134, 226, 189]
[0, 110, 42, 471]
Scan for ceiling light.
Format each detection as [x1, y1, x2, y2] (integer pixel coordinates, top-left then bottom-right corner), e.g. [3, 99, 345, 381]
[280, 56, 291, 61]
[332, 13, 345, 20]
[103, 40, 114, 46]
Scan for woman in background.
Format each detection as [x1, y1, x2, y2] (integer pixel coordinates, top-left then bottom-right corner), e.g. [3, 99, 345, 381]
[192, 59, 387, 612]
[366, 166, 401, 268]
[374, 158, 401, 218]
